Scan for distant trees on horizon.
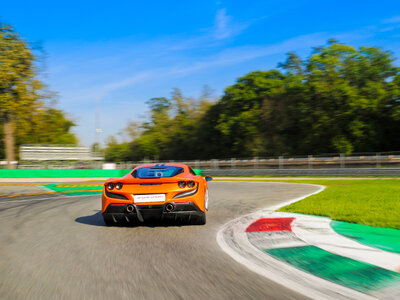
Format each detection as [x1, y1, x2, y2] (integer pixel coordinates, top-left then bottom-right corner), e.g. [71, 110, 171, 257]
[104, 40, 400, 162]
[1, 22, 399, 164]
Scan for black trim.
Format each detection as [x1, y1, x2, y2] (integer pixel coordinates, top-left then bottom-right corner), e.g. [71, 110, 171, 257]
[105, 189, 128, 200]
[105, 204, 127, 213]
[103, 202, 203, 224]
[175, 168, 184, 176]
[172, 185, 198, 199]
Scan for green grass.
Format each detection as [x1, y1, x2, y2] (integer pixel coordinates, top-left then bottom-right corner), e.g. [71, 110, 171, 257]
[277, 179, 400, 229]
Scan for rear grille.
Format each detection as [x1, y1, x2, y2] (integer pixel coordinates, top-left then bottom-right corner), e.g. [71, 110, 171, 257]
[137, 205, 163, 210]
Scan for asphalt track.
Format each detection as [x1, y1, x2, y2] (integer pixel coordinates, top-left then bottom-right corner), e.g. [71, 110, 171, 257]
[0, 181, 319, 300]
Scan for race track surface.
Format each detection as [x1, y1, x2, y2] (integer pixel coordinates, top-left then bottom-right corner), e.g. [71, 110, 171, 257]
[0, 181, 318, 299]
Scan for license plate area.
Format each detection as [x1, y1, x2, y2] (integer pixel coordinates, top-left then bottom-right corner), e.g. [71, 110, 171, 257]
[133, 194, 166, 203]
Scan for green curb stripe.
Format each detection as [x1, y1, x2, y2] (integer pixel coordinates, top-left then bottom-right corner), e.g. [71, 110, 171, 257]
[42, 184, 102, 192]
[331, 221, 400, 254]
[264, 246, 400, 293]
[64, 191, 101, 196]
[42, 184, 103, 196]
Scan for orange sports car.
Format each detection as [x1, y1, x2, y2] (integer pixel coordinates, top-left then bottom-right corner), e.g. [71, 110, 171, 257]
[101, 163, 212, 225]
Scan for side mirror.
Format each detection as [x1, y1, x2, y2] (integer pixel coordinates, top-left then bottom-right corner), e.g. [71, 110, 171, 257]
[205, 176, 213, 182]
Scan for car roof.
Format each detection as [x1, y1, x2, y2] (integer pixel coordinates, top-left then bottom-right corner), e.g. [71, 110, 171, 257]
[134, 163, 189, 169]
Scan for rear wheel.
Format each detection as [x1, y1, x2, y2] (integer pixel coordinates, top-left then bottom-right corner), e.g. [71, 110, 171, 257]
[192, 212, 206, 225]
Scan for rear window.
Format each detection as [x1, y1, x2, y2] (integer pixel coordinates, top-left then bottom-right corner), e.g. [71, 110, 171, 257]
[132, 166, 184, 179]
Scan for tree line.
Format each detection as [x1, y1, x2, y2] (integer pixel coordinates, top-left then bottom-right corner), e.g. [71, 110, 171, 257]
[104, 40, 400, 162]
[2, 23, 399, 165]
[0, 24, 77, 166]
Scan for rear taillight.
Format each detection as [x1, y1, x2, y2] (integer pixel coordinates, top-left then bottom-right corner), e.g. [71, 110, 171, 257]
[116, 182, 123, 190]
[178, 181, 186, 188]
[107, 183, 115, 190]
[187, 181, 195, 188]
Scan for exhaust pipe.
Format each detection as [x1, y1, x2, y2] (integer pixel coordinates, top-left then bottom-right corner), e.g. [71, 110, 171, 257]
[165, 203, 175, 212]
[126, 204, 135, 213]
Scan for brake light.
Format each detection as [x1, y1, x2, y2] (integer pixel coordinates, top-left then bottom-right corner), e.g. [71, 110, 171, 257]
[178, 181, 186, 188]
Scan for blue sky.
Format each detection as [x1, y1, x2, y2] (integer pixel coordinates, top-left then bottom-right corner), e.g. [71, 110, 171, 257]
[2, 1, 400, 146]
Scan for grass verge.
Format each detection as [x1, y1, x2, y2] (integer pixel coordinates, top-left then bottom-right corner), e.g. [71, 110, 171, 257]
[215, 177, 400, 229]
[277, 179, 400, 229]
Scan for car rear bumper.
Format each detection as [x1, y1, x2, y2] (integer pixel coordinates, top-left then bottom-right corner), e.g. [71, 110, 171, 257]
[102, 202, 203, 223]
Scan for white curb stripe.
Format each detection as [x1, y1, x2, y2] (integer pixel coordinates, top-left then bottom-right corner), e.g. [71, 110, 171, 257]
[217, 183, 376, 299]
[247, 231, 306, 249]
[290, 215, 400, 272]
[217, 212, 375, 300]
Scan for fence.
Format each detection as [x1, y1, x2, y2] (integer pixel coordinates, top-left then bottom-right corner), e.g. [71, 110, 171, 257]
[11, 151, 400, 174]
[109, 151, 400, 170]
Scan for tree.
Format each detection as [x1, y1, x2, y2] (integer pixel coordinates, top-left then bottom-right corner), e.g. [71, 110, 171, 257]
[304, 42, 399, 153]
[104, 136, 131, 162]
[0, 24, 77, 165]
[215, 70, 285, 157]
[102, 40, 400, 161]
[0, 24, 39, 168]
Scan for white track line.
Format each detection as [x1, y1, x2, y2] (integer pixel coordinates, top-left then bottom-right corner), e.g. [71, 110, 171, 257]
[267, 183, 325, 210]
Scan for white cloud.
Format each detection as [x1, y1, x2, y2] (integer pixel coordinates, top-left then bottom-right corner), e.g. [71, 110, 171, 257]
[214, 8, 251, 40]
[214, 8, 231, 39]
[383, 16, 400, 24]
[169, 8, 252, 51]
[379, 24, 400, 32]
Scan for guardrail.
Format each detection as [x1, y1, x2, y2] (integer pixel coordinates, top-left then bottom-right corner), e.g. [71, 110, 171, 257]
[202, 168, 400, 177]
[4, 151, 400, 171]
[111, 152, 400, 170]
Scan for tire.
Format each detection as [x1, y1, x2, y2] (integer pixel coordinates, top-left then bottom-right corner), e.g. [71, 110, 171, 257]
[103, 215, 115, 226]
[192, 212, 206, 225]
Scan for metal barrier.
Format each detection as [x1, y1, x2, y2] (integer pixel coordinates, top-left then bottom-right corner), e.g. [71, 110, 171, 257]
[202, 168, 400, 177]
[11, 149, 400, 172]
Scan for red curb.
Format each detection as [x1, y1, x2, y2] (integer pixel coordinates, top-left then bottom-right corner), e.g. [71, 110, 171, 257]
[245, 218, 295, 232]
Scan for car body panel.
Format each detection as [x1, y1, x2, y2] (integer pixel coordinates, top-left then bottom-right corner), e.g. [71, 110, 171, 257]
[101, 163, 211, 223]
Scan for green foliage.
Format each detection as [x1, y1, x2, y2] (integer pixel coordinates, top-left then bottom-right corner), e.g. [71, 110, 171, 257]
[15, 107, 77, 145]
[0, 24, 78, 159]
[103, 41, 400, 161]
[0, 24, 37, 118]
[104, 137, 131, 162]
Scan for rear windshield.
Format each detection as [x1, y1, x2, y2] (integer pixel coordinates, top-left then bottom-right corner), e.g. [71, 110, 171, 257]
[132, 166, 184, 179]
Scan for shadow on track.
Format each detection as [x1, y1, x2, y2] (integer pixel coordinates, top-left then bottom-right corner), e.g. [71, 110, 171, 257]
[75, 210, 195, 228]
[75, 211, 105, 227]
